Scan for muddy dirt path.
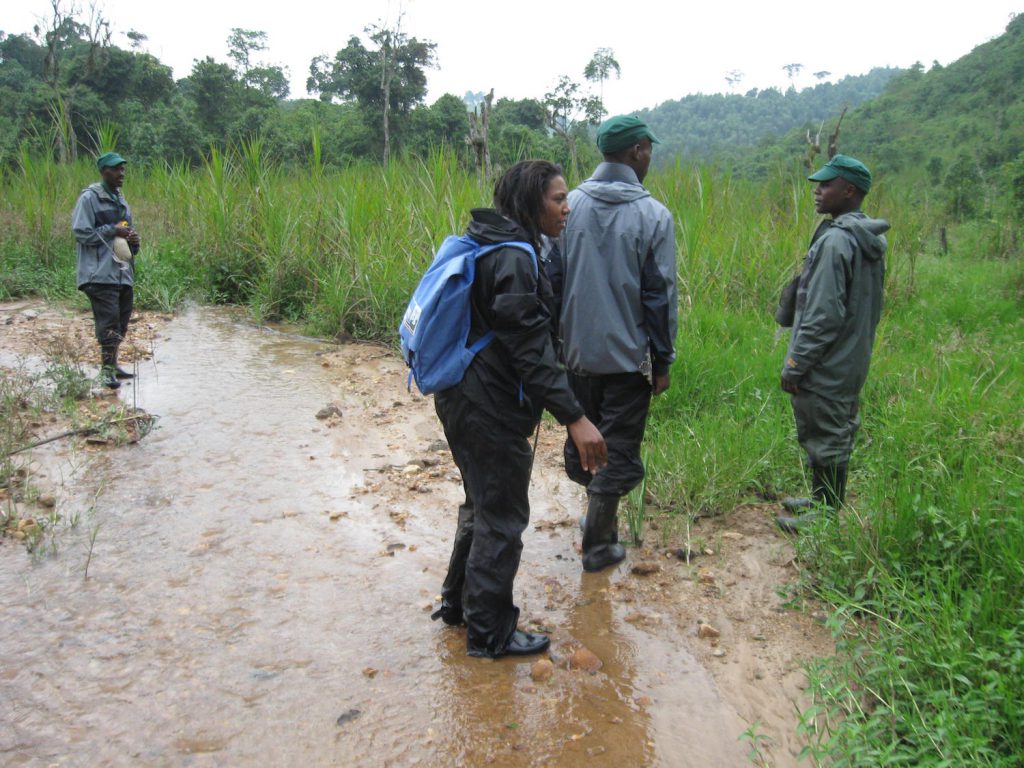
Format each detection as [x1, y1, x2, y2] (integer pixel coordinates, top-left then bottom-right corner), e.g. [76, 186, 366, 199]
[1, 304, 831, 767]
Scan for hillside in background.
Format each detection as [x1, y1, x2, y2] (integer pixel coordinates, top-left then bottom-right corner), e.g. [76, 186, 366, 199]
[637, 68, 900, 166]
[734, 13, 1024, 220]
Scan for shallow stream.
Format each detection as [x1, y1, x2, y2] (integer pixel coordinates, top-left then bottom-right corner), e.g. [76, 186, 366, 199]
[1, 307, 750, 767]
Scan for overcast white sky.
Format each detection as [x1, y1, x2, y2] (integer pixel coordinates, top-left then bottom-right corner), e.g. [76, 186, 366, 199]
[8, 1, 1021, 114]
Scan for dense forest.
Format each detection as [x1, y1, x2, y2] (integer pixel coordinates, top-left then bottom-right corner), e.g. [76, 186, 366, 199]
[637, 67, 899, 165]
[736, 13, 1024, 222]
[15, 6, 1015, 181]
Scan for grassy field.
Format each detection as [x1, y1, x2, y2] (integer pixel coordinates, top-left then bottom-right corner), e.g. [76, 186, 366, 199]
[2, 148, 1021, 766]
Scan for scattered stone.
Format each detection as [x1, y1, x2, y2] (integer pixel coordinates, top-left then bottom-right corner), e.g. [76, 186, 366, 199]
[421, 602, 433, 612]
[811, 610, 828, 623]
[336, 708, 361, 726]
[634, 695, 652, 707]
[712, 649, 727, 658]
[587, 746, 607, 757]
[21, 309, 39, 320]
[531, 659, 555, 683]
[385, 542, 406, 552]
[533, 517, 575, 532]
[38, 494, 57, 508]
[362, 667, 379, 678]
[721, 531, 744, 540]
[569, 647, 603, 673]
[315, 404, 343, 420]
[672, 547, 700, 561]
[327, 511, 348, 521]
[698, 570, 716, 585]
[630, 561, 661, 576]
[401, 464, 422, 475]
[697, 622, 720, 640]
[427, 439, 448, 452]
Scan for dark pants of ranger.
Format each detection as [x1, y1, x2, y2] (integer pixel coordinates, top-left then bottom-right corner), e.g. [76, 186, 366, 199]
[433, 388, 533, 657]
[792, 389, 860, 507]
[81, 283, 133, 347]
[563, 371, 651, 570]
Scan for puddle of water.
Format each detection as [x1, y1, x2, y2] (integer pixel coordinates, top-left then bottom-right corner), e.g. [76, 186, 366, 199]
[0, 306, 749, 766]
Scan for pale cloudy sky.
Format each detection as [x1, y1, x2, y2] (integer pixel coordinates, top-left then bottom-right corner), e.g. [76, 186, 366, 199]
[8, 0, 1021, 114]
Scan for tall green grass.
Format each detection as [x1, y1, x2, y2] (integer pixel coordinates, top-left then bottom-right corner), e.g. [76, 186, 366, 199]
[0, 145, 1021, 765]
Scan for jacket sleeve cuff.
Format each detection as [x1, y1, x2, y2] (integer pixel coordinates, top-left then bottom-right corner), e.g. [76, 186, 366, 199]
[551, 403, 585, 427]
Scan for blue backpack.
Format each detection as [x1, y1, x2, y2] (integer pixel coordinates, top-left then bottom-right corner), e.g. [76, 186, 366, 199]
[400, 235, 536, 395]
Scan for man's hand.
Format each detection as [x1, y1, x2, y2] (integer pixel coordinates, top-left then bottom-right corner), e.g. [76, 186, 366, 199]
[114, 225, 132, 238]
[653, 373, 671, 396]
[780, 375, 800, 395]
[126, 230, 141, 247]
[567, 416, 607, 475]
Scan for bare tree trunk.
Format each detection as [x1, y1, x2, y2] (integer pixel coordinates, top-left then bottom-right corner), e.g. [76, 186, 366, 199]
[380, 46, 391, 168]
[467, 89, 493, 184]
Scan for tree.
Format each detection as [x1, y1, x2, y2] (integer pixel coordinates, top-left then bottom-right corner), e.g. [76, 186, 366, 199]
[783, 62, 803, 88]
[125, 30, 147, 51]
[583, 47, 620, 117]
[308, 19, 435, 165]
[544, 75, 603, 176]
[185, 57, 240, 139]
[227, 28, 267, 74]
[34, 0, 111, 162]
[813, 70, 831, 82]
[227, 28, 289, 99]
[725, 69, 744, 91]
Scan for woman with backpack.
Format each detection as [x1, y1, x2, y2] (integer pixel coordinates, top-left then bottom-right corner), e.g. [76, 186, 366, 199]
[431, 160, 607, 658]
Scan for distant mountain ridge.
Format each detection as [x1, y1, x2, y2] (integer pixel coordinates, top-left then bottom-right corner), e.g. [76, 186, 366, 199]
[636, 68, 901, 166]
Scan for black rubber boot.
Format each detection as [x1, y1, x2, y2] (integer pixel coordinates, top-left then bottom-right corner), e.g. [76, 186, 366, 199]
[99, 346, 121, 389]
[813, 463, 848, 508]
[582, 494, 626, 572]
[775, 463, 848, 534]
[113, 345, 135, 379]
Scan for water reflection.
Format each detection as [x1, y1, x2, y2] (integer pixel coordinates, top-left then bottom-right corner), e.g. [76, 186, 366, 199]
[0, 307, 749, 766]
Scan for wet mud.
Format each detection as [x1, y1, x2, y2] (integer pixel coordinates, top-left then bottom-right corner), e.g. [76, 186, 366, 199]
[1, 306, 831, 766]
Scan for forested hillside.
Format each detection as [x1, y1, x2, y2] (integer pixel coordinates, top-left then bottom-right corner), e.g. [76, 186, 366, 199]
[738, 13, 1024, 221]
[637, 68, 899, 166]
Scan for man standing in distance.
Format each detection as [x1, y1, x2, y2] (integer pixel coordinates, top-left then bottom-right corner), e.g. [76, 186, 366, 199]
[559, 115, 678, 572]
[776, 154, 888, 532]
[72, 152, 141, 389]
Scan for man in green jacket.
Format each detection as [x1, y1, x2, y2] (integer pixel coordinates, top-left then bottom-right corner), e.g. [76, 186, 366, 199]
[776, 154, 889, 533]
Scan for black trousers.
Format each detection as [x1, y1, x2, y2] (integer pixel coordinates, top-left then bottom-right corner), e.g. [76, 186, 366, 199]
[434, 388, 534, 656]
[81, 283, 133, 347]
[563, 371, 652, 498]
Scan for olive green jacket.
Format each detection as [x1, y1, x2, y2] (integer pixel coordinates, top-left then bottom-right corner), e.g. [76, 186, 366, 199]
[782, 211, 889, 402]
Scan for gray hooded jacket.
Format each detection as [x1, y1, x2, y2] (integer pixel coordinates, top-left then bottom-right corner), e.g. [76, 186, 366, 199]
[783, 211, 889, 401]
[72, 182, 135, 288]
[559, 162, 677, 376]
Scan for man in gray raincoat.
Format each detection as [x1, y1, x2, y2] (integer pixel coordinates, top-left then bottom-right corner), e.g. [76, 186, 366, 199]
[72, 152, 141, 390]
[776, 154, 889, 532]
[558, 115, 678, 570]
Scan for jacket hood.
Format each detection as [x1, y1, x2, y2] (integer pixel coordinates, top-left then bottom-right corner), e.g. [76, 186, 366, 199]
[833, 211, 889, 262]
[575, 162, 652, 204]
[467, 208, 535, 248]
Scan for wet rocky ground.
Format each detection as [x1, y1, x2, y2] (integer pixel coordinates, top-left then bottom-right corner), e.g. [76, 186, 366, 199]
[0, 301, 832, 767]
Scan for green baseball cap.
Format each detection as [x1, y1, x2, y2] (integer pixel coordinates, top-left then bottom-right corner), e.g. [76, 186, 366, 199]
[596, 115, 660, 154]
[808, 154, 872, 193]
[97, 152, 127, 170]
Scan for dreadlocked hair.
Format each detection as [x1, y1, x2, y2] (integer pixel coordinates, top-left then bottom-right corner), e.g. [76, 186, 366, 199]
[493, 160, 564, 252]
